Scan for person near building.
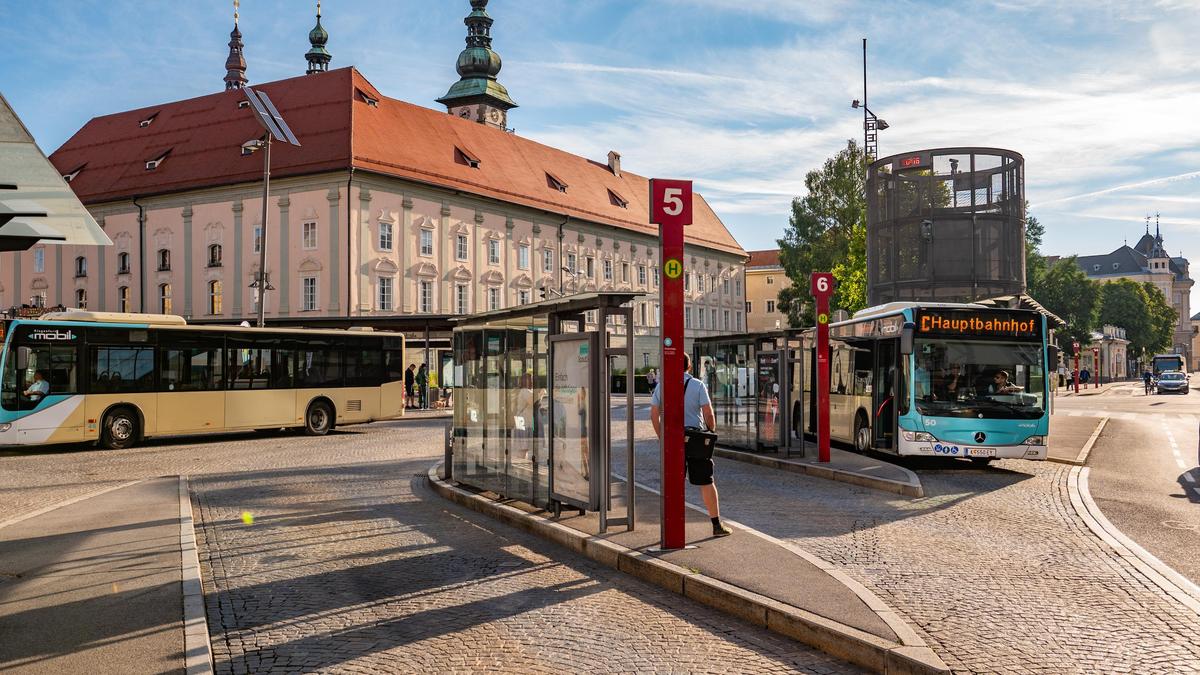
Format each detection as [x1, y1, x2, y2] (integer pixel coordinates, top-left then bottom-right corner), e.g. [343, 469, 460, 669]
[416, 364, 429, 410]
[404, 364, 416, 410]
[1143, 369, 1153, 395]
[649, 353, 732, 537]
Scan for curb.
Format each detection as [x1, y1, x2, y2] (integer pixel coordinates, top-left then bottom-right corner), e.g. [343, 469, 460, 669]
[1068, 466, 1200, 617]
[715, 447, 924, 498]
[0, 479, 146, 531]
[1047, 417, 1108, 467]
[427, 464, 949, 675]
[179, 476, 214, 675]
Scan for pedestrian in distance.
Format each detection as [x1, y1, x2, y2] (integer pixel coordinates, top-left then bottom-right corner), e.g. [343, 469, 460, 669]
[404, 364, 416, 409]
[650, 352, 732, 538]
[1143, 369, 1153, 395]
[416, 363, 429, 410]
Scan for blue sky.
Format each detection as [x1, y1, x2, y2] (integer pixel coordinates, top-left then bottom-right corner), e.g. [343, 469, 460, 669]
[6, 1, 1200, 305]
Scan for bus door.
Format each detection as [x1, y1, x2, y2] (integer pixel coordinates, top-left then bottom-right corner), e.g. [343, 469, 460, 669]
[756, 350, 782, 450]
[872, 339, 898, 449]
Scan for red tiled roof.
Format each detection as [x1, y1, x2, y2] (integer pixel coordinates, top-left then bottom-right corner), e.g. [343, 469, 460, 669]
[50, 67, 745, 257]
[746, 249, 781, 268]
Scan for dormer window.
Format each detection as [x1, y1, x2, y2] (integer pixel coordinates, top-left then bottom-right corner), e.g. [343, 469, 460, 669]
[237, 100, 250, 109]
[356, 89, 379, 107]
[138, 112, 158, 128]
[608, 189, 628, 208]
[62, 164, 86, 183]
[454, 147, 481, 169]
[1093, 264, 1100, 271]
[546, 173, 568, 193]
[1113, 263, 1119, 270]
[145, 149, 170, 171]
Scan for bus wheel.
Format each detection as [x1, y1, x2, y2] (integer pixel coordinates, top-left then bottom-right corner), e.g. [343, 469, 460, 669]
[970, 457, 993, 468]
[304, 401, 334, 436]
[101, 408, 139, 450]
[853, 414, 871, 453]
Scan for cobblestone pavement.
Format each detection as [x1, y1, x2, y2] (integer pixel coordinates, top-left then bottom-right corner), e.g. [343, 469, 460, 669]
[0, 421, 859, 674]
[617, 419, 1200, 674]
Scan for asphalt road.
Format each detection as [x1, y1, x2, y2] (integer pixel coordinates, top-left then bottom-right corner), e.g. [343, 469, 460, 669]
[1054, 382, 1200, 586]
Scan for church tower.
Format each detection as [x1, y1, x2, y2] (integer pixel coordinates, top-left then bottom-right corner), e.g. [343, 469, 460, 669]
[224, 0, 248, 90]
[437, 0, 517, 129]
[305, 1, 332, 75]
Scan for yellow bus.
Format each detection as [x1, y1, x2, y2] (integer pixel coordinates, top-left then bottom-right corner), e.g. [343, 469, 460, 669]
[0, 311, 405, 449]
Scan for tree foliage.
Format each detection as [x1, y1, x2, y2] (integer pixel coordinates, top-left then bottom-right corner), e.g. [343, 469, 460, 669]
[1098, 279, 1152, 357]
[1141, 282, 1178, 355]
[1024, 205, 1047, 291]
[1032, 257, 1100, 348]
[777, 140, 867, 326]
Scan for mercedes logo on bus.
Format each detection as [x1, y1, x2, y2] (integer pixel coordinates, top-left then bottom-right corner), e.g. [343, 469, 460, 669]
[974, 432, 987, 444]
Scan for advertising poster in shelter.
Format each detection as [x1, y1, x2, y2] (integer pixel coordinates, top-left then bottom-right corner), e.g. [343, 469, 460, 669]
[551, 336, 593, 507]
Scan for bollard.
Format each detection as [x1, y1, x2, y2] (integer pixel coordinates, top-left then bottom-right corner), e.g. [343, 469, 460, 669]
[443, 422, 453, 481]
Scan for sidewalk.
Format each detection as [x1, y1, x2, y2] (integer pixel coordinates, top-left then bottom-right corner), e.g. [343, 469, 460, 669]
[0, 478, 192, 674]
[1054, 380, 1131, 397]
[1048, 415, 1108, 465]
[429, 465, 949, 674]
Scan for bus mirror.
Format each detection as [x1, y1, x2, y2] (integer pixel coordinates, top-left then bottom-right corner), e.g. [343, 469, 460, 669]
[899, 323, 915, 355]
[15, 346, 29, 370]
[1047, 345, 1060, 367]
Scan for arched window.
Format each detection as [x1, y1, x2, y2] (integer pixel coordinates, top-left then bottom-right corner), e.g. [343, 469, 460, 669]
[159, 283, 172, 314]
[157, 249, 171, 271]
[118, 286, 130, 312]
[208, 280, 223, 315]
[117, 252, 130, 274]
[74, 256, 88, 277]
[208, 244, 222, 267]
[75, 288, 87, 309]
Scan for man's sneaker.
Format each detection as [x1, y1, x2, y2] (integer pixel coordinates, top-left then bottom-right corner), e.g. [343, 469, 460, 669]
[713, 522, 732, 537]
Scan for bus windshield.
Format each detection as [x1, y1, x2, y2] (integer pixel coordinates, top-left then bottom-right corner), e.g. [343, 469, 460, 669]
[913, 339, 1045, 419]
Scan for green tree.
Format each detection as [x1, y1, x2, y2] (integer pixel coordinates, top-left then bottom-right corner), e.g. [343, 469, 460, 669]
[1024, 204, 1047, 292]
[1035, 257, 1100, 347]
[1097, 279, 1152, 358]
[1141, 282, 1177, 355]
[777, 140, 867, 326]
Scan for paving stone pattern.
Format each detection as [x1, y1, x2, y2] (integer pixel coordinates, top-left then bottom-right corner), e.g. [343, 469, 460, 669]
[618, 420, 1200, 674]
[0, 421, 858, 674]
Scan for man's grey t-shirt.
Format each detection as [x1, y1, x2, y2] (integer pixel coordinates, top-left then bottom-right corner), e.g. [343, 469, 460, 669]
[650, 374, 712, 429]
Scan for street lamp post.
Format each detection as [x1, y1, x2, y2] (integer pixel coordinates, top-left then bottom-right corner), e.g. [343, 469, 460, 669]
[241, 87, 300, 327]
[561, 266, 585, 295]
[851, 38, 888, 162]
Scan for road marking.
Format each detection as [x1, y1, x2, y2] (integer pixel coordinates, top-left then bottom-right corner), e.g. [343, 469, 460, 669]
[1177, 457, 1189, 470]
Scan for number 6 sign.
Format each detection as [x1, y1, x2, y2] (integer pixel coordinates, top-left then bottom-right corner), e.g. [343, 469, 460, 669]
[811, 272, 835, 464]
[811, 272, 835, 298]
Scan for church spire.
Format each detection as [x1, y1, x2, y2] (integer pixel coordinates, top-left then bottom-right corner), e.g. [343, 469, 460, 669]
[437, 0, 518, 129]
[224, 0, 248, 90]
[305, 1, 332, 75]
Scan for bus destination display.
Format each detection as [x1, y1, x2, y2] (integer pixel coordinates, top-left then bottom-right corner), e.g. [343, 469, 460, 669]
[916, 310, 1040, 339]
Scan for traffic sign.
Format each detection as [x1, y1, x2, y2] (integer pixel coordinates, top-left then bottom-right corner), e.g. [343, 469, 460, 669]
[811, 273, 835, 463]
[651, 178, 692, 551]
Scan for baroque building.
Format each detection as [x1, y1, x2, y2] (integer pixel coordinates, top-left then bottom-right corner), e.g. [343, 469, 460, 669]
[0, 1, 748, 364]
[743, 249, 791, 331]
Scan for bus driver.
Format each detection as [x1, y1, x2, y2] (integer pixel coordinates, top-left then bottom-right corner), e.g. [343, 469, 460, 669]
[23, 370, 49, 402]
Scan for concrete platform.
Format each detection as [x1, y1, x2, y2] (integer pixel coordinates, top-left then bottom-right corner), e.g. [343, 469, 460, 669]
[429, 464, 949, 674]
[0, 478, 188, 674]
[1048, 415, 1108, 465]
[715, 442, 924, 497]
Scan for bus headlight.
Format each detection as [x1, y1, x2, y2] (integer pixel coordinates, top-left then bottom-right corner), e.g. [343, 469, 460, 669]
[901, 430, 936, 442]
[0, 423, 10, 432]
[1022, 436, 1044, 445]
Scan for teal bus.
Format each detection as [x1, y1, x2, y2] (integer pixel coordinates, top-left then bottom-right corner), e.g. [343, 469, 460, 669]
[798, 302, 1049, 465]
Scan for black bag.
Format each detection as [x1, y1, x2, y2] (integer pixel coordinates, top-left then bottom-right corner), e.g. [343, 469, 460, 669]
[682, 376, 717, 459]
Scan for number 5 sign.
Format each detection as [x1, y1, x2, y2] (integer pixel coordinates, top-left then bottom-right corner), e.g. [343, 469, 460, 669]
[649, 179, 692, 228]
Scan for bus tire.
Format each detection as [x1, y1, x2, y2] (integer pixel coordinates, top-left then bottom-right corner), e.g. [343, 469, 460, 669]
[304, 400, 334, 436]
[101, 407, 139, 450]
[853, 413, 871, 453]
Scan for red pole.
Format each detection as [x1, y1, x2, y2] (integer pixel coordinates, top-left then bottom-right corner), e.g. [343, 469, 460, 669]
[1093, 348, 1100, 389]
[811, 273, 834, 463]
[1073, 341, 1080, 394]
[651, 179, 691, 550]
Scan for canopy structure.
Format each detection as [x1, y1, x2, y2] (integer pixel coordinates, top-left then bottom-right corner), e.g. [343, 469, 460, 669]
[0, 93, 110, 252]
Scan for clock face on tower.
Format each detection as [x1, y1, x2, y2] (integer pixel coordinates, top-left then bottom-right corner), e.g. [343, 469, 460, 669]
[458, 107, 472, 119]
[488, 108, 501, 124]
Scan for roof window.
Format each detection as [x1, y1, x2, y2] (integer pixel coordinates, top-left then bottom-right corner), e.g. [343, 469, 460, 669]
[138, 112, 158, 128]
[1112, 263, 1120, 270]
[237, 100, 250, 109]
[454, 146, 481, 169]
[546, 172, 568, 193]
[356, 89, 379, 107]
[607, 189, 628, 208]
[62, 163, 86, 183]
[145, 150, 171, 171]
[1092, 264, 1101, 272]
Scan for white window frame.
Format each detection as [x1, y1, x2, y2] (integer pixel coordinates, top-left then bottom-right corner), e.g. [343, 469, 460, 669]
[75, 288, 87, 309]
[419, 229, 434, 256]
[208, 280, 223, 315]
[767, 300, 776, 313]
[456, 283, 470, 314]
[457, 234, 469, 261]
[379, 222, 393, 251]
[488, 286, 501, 311]
[378, 276, 394, 311]
[638, 265, 647, 286]
[586, 256, 595, 279]
[419, 280, 433, 313]
[518, 244, 530, 270]
[685, 306, 692, 329]
[653, 267, 659, 286]
[303, 222, 318, 250]
[488, 239, 500, 265]
[603, 259, 613, 281]
[518, 289, 530, 305]
[302, 277, 318, 311]
[118, 286, 130, 313]
[567, 253, 577, 273]
[33, 248, 44, 273]
[543, 248, 554, 273]
[159, 283, 172, 314]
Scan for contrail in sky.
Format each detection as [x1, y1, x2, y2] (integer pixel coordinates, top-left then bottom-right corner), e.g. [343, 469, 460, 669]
[1034, 169, 1200, 208]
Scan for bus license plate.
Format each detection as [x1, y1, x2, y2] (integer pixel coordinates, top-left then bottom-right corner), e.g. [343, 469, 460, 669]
[966, 447, 996, 457]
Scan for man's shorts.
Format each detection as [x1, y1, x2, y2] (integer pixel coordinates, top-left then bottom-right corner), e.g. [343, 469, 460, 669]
[685, 458, 714, 486]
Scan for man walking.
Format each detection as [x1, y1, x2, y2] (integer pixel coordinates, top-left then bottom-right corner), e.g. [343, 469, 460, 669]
[416, 363, 429, 410]
[650, 353, 731, 537]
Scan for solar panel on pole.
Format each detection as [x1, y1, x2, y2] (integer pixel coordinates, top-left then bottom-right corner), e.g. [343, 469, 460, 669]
[243, 87, 285, 140]
[255, 91, 300, 147]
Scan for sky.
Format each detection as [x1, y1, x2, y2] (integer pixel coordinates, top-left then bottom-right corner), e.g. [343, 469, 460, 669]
[5, 0, 1200, 305]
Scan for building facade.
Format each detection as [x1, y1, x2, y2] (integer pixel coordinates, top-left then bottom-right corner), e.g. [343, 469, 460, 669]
[1062, 222, 1194, 365]
[0, 2, 748, 368]
[744, 249, 790, 332]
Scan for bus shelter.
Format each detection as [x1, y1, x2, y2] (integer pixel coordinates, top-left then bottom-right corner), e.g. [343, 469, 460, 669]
[693, 330, 810, 455]
[448, 292, 641, 532]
